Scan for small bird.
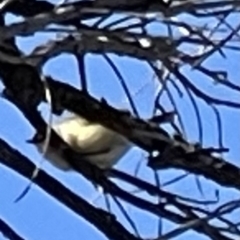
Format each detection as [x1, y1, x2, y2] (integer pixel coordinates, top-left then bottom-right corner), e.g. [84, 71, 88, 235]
[28, 114, 132, 170]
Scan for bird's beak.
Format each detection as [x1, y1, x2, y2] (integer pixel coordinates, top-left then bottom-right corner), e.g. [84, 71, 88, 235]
[26, 133, 45, 144]
[26, 138, 35, 144]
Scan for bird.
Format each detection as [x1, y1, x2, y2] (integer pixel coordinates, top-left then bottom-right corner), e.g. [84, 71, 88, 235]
[28, 113, 132, 171]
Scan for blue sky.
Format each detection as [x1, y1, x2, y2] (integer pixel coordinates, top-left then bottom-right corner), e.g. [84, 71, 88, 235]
[0, 1, 239, 240]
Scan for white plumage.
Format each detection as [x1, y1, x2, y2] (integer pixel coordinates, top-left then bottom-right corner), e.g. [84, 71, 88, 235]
[34, 114, 132, 170]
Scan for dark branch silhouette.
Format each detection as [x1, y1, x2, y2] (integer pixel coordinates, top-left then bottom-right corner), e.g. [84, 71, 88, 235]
[0, 217, 24, 240]
[0, 0, 239, 239]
